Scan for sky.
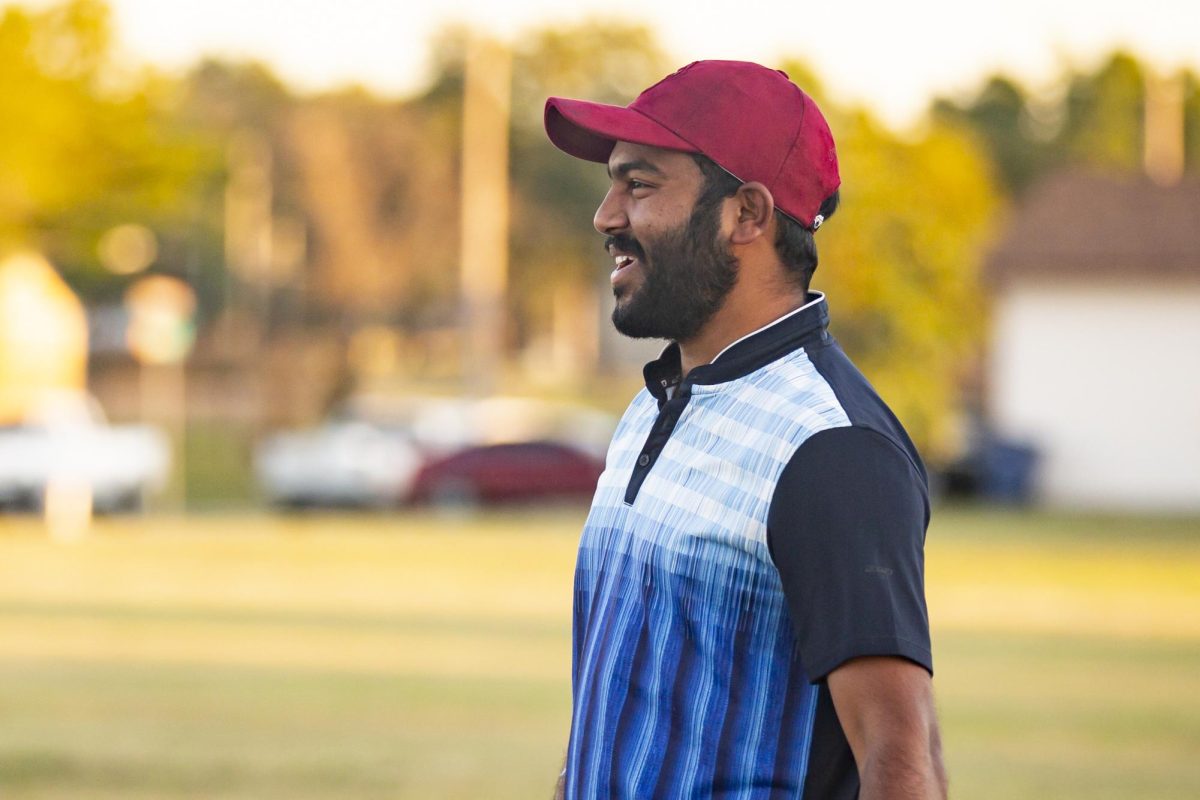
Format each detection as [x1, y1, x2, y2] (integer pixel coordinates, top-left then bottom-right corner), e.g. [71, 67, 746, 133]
[33, 0, 1200, 127]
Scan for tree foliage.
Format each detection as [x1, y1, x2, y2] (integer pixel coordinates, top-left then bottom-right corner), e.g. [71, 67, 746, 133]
[935, 51, 1200, 195]
[506, 22, 673, 335]
[7, 1, 1184, 455]
[775, 62, 999, 457]
[817, 109, 997, 457]
[0, 0, 212, 302]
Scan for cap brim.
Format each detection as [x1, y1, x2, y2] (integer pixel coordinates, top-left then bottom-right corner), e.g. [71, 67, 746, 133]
[544, 97, 698, 163]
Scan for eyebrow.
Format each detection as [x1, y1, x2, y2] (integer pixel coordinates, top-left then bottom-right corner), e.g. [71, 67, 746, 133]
[607, 158, 667, 180]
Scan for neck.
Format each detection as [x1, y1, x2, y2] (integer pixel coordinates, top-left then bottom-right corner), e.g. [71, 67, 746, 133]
[677, 283, 809, 376]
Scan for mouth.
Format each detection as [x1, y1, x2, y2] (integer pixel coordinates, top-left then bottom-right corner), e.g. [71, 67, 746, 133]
[610, 252, 640, 288]
[605, 236, 644, 290]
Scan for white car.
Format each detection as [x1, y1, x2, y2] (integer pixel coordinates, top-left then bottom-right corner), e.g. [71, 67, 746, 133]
[0, 392, 170, 513]
[255, 418, 423, 509]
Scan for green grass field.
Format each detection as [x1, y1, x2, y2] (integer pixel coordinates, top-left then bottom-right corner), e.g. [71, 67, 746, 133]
[0, 507, 1197, 799]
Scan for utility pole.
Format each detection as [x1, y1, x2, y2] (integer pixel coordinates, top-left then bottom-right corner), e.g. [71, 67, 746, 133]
[459, 35, 512, 396]
[224, 130, 275, 350]
[1144, 70, 1185, 187]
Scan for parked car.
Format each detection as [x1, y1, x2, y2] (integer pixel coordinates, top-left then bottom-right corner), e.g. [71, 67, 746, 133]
[344, 393, 616, 459]
[408, 440, 604, 506]
[255, 417, 422, 509]
[256, 394, 617, 510]
[0, 391, 170, 513]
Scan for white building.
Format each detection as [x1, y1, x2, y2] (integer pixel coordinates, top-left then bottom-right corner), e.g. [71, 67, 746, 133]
[986, 170, 1200, 511]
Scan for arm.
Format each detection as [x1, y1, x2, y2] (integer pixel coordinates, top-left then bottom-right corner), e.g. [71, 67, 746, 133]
[552, 754, 566, 800]
[767, 426, 934, 683]
[827, 656, 946, 800]
[767, 426, 940, 795]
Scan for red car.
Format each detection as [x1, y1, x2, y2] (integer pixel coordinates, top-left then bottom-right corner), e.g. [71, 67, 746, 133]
[408, 441, 604, 505]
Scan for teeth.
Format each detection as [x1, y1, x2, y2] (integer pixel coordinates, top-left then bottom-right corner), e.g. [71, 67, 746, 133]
[615, 256, 634, 269]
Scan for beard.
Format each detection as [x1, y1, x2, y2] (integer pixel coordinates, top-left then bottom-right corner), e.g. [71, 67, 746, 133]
[608, 196, 738, 342]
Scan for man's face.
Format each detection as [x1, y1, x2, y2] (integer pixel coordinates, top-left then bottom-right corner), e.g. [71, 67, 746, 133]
[596, 142, 738, 342]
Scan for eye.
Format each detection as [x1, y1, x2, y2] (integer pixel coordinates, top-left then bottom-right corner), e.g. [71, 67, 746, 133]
[628, 179, 651, 192]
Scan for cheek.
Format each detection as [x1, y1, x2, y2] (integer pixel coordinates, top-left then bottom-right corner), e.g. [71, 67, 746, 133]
[629, 203, 689, 241]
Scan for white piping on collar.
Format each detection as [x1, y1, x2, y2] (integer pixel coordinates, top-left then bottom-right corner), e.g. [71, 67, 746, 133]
[710, 292, 825, 364]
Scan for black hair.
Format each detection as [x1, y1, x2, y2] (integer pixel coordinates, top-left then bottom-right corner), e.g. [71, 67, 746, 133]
[691, 154, 839, 291]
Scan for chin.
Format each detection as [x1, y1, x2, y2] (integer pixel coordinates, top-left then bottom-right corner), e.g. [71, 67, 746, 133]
[612, 284, 639, 308]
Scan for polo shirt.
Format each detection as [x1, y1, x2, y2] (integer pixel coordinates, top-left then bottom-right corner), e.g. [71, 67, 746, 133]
[563, 293, 932, 799]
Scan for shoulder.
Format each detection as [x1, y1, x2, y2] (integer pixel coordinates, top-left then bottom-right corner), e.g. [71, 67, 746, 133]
[777, 424, 927, 505]
[788, 337, 927, 485]
[767, 425, 929, 557]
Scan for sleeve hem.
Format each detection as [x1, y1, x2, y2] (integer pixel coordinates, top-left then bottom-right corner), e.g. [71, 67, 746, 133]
[805, 637, 934, 684]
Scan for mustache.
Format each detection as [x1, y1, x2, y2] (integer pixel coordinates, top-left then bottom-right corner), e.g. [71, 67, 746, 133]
[604, 234, 644, 260]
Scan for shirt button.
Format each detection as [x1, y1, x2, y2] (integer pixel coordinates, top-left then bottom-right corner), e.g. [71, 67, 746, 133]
[637, 454, 651, 467]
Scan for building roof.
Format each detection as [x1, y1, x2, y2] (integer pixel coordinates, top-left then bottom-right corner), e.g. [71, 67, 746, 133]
[986, 169, 1200, 283]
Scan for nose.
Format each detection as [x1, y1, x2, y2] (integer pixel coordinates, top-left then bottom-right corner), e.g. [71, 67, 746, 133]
[593, 187, 627, 237]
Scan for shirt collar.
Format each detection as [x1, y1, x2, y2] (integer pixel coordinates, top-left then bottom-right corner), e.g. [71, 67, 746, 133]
[709, 292, 826, 363]
[643, 292, 831, 402]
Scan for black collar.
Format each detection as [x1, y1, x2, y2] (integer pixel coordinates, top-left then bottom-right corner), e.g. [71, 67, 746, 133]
[643, 293, 831, 403]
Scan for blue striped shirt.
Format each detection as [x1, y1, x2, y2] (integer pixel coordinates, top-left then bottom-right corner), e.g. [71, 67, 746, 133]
[564, 295, 931, 799]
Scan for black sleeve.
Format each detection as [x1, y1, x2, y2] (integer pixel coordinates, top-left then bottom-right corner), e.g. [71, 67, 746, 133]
[767, 425, 932, 683]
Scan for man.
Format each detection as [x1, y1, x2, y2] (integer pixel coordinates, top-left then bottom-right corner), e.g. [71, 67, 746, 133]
[543, 61, 945, 799]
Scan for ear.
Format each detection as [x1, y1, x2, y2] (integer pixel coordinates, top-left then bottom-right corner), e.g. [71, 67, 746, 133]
[729, 182, 775, 245]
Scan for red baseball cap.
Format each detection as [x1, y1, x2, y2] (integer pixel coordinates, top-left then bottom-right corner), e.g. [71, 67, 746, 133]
[544, 60, 840, 229]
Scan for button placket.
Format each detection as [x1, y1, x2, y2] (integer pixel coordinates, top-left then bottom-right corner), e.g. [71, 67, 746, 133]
[624, 389, 693, 505]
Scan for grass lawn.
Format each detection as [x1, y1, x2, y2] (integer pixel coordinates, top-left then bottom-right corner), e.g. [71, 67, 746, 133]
[0, 506, 1197, 799]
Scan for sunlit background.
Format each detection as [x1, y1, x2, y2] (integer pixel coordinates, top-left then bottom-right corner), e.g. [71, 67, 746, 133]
[0, 1, 1198, 797]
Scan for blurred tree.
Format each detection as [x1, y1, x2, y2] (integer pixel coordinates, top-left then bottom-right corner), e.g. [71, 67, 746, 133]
[177, 36, 464, 333]
[173, 59, 459, 332]
[931, 76, 1051, 194]
[287, 87, 460, 326]
[178, 58, 293, 134]
[780, 62, 1000, 460]
[1057, 52, 1146, 172]
[0, 0, 212, 304]
[1186, 71, 1200, 176]
[507, 21, 672, 349]
[933, 51, 1200, 196]
[173, 59, 297, 324]
[14, 5, 1181, 449]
